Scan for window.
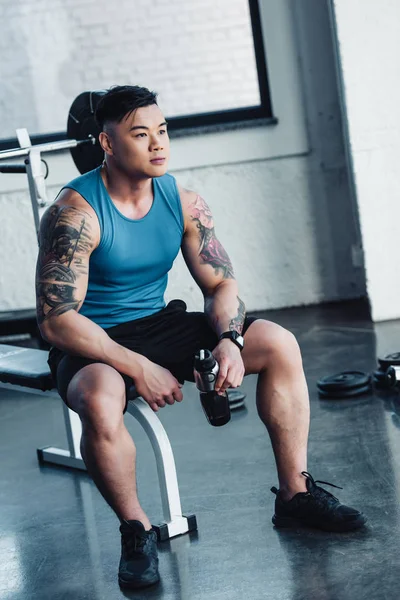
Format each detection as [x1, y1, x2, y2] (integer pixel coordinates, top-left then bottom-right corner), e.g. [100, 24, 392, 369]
[0, 0, 274, 149]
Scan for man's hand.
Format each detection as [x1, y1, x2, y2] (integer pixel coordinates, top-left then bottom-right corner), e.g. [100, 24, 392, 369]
[133, 358, 183, 412]
[212, 339, 245, 394]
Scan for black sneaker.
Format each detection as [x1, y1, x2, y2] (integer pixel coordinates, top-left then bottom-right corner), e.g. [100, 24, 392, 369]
[271, 471, 367, 532]
[118, 520, 160, 589]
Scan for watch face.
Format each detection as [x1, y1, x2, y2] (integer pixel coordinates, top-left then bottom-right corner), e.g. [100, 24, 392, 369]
[228, 332, 244, 348]
[236, 335, 244, 348]
[220, 331, 244, 349]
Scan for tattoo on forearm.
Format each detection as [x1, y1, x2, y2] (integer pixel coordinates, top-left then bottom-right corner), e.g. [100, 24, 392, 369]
[189, 194, 234, 279]
[229, 297, 246, 334]
[36, 205, 93, 324]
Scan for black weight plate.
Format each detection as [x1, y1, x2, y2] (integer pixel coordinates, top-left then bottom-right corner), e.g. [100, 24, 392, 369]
[229, 400, 246, 411]
[373, 369, 387, 383]
[227, 389, 246, 411]
[318, 382, 372, 400]
[228, 390, 246, 403]
[67, 90, 106, 174]
[373, 368, 397, 388]
[317, 371, 370, 393]
[373, 378, 389, 390]
[378, 352, 400, 370]
[386, 366, 397, 388]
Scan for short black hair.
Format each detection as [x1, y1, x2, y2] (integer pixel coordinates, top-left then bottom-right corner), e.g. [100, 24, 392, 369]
[95, 85, 158, 130]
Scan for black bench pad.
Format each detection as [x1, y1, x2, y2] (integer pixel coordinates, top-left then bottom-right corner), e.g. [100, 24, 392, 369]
[0, 344, 54, 391]
[0, 344, 140, 399]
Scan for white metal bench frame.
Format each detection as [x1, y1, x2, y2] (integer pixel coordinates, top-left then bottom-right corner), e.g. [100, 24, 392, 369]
[0, 378, 196, 541]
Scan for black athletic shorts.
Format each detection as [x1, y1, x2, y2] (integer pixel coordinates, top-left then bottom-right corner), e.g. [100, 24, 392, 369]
[47, 299, 258, 413]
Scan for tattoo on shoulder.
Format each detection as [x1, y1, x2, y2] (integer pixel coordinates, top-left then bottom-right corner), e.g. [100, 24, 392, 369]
[36, 205, 94, 324]
[229, 297, 246, 334]
[188, 194, 234, 279]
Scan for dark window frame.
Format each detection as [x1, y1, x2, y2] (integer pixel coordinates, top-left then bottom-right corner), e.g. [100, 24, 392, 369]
[0, 0, 276, 152]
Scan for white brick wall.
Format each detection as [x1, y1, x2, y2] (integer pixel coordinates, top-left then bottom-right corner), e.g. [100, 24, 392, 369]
[0, 0, 260, 137]
[0, 0, 366, 313]
[332, 0, 400, 321]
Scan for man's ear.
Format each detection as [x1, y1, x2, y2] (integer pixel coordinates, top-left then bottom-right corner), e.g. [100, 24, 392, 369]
[99, 131, 113, 156]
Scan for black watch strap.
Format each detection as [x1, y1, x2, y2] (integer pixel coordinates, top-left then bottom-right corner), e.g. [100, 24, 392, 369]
[219, 331, 244, 351]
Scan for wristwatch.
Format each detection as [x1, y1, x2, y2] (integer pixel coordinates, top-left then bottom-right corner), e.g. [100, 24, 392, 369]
[219, 331, 244, 351]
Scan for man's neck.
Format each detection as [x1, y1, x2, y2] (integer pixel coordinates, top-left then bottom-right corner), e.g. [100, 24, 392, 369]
[101, 161, 153, 206]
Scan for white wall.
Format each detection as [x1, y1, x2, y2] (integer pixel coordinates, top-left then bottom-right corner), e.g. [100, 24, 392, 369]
[0, 0, 366, 314]
[331, 0, 400, 322]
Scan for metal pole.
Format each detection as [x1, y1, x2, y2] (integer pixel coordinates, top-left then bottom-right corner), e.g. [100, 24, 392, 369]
[24, 151, 42, 239]
[0, 137, 95, 161]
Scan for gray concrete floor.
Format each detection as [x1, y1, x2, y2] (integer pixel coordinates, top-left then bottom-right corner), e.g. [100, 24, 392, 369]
[1, 299, 400, 600]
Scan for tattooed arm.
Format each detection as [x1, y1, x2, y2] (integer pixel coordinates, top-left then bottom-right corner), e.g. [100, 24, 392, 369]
[179, 186, 246, 337]
[35, 192, 154, 387]
[36, 198, 95, 327]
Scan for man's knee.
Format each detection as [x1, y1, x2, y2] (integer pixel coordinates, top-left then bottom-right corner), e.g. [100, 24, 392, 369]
[67, 363, 127, 436]
[256, 320, 302, 365]
[270, 325, 302, 367]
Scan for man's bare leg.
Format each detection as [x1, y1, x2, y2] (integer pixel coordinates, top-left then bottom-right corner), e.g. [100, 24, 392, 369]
[66, 363, 152, 530]
[242, 320, 309, 500]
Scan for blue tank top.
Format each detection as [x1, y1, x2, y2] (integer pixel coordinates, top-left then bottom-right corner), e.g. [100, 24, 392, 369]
[63, 167, 184, 329]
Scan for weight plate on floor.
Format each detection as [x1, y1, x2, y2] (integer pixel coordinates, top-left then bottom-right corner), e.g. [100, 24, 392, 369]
[378, 352, 400, 370]
[229, 400, 246, 411]
[317, 371, 370, 393]
[373, 368, 397, 389]
[384, 366, 397, 388]
[373, 369, 387, 383]
[227, 389, 246, 411]
[318, 382, 372, 400]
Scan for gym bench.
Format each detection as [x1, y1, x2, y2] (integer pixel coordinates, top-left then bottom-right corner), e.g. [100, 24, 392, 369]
[0, 343, 197, 541]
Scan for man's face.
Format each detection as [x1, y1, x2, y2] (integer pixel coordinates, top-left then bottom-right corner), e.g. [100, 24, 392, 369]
[103, 104, 170, 178]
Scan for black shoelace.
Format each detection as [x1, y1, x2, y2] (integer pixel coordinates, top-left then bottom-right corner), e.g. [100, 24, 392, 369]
[271, 472, 344, 507]
[123, 532, 148, 557]
[301, 471, 343, 504]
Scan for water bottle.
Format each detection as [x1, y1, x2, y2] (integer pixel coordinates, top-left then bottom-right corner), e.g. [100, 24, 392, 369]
[193, 349, 231, 427]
